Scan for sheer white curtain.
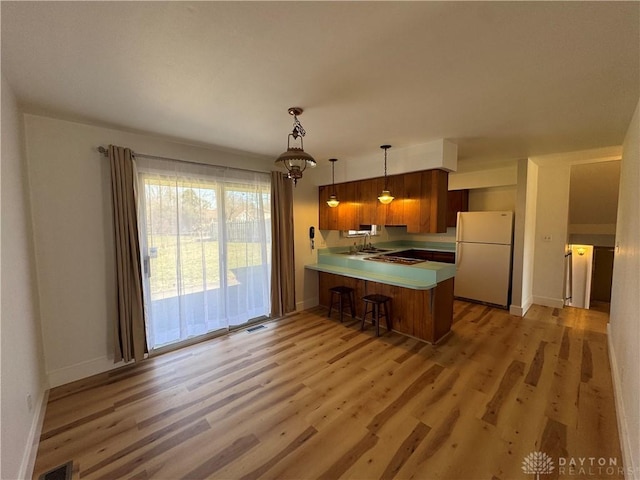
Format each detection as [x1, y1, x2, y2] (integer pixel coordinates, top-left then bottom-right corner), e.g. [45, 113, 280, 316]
[136, 157, 271, 350]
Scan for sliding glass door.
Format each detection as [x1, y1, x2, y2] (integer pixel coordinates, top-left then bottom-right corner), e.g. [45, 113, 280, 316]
[137, 159, 271, 350]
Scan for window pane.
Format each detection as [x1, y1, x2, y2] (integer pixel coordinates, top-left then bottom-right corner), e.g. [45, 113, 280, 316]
[139, 168, 271, 349]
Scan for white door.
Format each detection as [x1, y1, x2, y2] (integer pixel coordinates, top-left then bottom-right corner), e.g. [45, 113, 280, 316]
[454, 242, 512, 307]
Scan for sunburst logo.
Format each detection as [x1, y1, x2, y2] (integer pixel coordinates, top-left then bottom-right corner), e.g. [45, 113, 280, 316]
[522, 451, 555, 480]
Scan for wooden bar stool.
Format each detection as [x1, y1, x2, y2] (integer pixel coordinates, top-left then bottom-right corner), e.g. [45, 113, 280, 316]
[328, 286, 356, 323]
[361, 294, 392, 337]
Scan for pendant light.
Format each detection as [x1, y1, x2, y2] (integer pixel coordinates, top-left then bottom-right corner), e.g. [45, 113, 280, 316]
[327, 158, 340, 207]
[274, 107, 316, 186]
[378, 145, 394, 204]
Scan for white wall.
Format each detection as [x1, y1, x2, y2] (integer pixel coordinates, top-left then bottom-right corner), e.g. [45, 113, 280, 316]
[1, 77, 47, 479]
[448, 158, 518, 190]
[510, 158, 537, 316]
[521, 160, 539, 314]
[530, 164, 571, 307]
[468, 185, 517, 212]
[609, 99, 640, 480]
[387, 227, 457, 244]
[23, 114, 274, 387]
[293, 180, 320, 311]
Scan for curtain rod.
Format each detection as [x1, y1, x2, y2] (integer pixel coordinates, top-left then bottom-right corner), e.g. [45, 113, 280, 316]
[97, 146, 272, 175]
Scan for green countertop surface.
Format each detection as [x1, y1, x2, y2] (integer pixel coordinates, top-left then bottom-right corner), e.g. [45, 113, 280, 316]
[305, 244, 456, 290]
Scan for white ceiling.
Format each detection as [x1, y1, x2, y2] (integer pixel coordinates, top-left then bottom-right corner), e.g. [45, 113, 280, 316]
[2, 2, 638, 166]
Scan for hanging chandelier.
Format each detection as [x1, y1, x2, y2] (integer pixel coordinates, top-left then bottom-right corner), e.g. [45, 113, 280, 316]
[327, 158, 340, 207]
[378, 145, 394, 204]
[274, 107, 316, 185]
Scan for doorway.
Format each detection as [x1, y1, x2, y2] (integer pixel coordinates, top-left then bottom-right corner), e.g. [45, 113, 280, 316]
[590, 246, 615, 312]
[137, 160, 272, 350]
[566, 160, 620, 312]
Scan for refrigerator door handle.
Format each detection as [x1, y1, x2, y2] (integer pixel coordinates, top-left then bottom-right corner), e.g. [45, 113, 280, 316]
[456, 212, 463, 243]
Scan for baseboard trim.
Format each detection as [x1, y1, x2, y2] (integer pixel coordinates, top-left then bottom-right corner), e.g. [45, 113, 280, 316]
[19, 387, 49, 480]
[607, 323, 637, 480]
[296, 296, 319, 312]
[509, 297, 533, 317]
[48, 355, 125, 388]
[531, 295, 565, 308]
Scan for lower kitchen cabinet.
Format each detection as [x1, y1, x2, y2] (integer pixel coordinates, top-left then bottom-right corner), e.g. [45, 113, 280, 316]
[318, 272, 367, 320]
[318, 271, 454, 343]
[385, 249, 455, 263]
[430, 251, 455, 263]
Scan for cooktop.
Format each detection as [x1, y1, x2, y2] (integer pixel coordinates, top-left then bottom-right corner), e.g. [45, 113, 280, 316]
[364, 255, 425, 265]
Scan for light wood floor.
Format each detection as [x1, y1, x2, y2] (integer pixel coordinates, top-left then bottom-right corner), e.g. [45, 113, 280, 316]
[33, 301, 622, 480]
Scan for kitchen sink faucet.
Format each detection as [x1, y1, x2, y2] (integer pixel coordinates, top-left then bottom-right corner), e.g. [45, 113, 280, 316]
[362, 232, 371, 251]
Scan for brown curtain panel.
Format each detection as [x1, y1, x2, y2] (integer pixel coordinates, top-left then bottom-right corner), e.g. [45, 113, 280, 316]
[108, 145, 147, 363]
[270, 171, 296, 317]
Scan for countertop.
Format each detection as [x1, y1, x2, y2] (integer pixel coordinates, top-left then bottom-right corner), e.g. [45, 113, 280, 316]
[305, 242, 456, 290]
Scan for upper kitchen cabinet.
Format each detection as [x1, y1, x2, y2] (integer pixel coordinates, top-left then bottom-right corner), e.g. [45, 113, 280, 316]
[318, 185, 340, 230]
[319, 169, 449, 233]
[446, 189, 469, 228]
[416, 169, 448, 234]
[357, 176, 385, 226]
[403, 172, 422, 232]
[319, 181, 361, 230]
[382, 174, 405, 226]
[336, 181, 359, 230]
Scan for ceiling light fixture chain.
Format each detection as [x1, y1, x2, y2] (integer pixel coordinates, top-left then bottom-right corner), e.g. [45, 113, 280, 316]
[291, 113, 306, 139]
[378, 144, 394, 204]
[331, 159, 336, 185]
[382, 145, 390, 190]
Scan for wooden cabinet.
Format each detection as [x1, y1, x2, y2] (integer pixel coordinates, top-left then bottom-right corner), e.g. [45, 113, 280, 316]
[318, 169, 449, 233]
[383, 174, 404, 226]
[446, 189, 469, 228]
[403, 172, 422, 232]
[319, 182, 361, 231]
[318, 185, 339, 231]
[318, 271, 367, 320]
[318, 271, 454, 343]
[336, 181, 357, 231]
[356, 177, 385, 227]
[392, 249, 455, 263]
[417, 169, 448, 234]
[371, 177, 388, 226]
[430, 251, 455, 264]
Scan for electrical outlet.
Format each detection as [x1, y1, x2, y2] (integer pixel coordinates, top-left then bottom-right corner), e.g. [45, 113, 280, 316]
[543, 234, 553, 242]
[26, 394, 33, 412]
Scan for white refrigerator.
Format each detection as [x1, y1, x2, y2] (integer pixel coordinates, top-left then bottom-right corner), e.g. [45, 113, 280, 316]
[455, 211, 514, 308]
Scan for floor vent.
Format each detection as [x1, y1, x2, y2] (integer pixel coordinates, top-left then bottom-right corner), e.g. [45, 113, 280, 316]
[39, 461, 72, 480]
[246, 324, 267, 333]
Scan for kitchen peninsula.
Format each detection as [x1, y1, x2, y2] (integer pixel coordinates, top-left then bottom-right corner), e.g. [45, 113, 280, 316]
[306, 244, 456, 343]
